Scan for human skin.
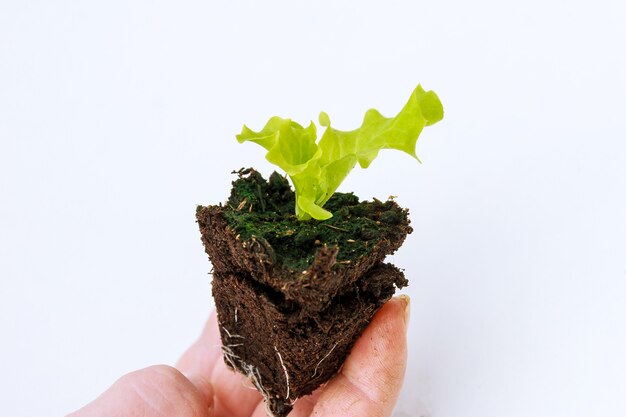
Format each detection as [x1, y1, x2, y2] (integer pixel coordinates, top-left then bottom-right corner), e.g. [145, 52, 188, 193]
[67, 296, 410, 417]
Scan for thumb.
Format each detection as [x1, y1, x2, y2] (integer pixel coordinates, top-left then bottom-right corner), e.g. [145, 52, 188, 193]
[311, 296, 410, 417]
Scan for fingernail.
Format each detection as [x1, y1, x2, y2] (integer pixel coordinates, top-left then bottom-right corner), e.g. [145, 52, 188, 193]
[398, 294, 411, 329]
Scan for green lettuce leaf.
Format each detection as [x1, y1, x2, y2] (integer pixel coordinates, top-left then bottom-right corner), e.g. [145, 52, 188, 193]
[236, 84, 443, 220]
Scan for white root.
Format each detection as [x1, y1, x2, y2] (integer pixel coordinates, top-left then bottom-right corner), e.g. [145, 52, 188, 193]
[312, 342, 338, 378]
[220, 325, 291, 416]
[274, 346, 291, 400]
[221, 345, 241, 370]
[241, 361, 276, 417]
[222, 327, 233, 338]
[220, 341, 272, 411]
[222, 326, 244, 339]
[243, 363, 267, 396]
[234, 307, 238, 323]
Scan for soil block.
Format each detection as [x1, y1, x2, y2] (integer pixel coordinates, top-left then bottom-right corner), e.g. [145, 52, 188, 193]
[196, 169, 412, 417]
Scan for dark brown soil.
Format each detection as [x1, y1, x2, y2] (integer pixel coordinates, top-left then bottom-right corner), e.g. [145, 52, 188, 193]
[196, 169, 411, 417]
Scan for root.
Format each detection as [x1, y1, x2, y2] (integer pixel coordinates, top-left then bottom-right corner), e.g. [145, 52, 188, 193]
[221, 344, 241, 370]
[220, 341, 270, 405]
[312, 342, 338, 378]
[242, 362, 268, 397]
[242, 360, 276, 417]
[274, 346, 291, 400]
[222, 326, 244, 339]
[264, 402, 277, 417]
[220, 322, 292, 416]
[222, 345, 270, 403]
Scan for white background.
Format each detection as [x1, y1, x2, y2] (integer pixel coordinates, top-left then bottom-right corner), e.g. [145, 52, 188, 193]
[1, 1, 625, 416]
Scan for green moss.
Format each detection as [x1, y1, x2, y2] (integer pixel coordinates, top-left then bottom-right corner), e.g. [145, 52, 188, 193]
[221, 168, 408, 272]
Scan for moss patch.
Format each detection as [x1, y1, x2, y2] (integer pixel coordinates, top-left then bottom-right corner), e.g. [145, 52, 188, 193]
[212, 168, 409, 272]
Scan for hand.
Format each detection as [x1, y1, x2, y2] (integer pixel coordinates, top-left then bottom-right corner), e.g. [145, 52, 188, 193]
[68, 296, 410, 417]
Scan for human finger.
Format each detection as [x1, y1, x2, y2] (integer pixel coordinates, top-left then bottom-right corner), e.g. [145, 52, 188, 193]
[310, 296, 410, 417]
[177, 311, 223, 375]
[177, 310, 263, 417]
[67, 365, 212, 417]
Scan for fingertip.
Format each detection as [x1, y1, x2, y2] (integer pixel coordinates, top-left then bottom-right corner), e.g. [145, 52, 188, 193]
[397, 294, 411, 328]
[371, 295, 410, 337]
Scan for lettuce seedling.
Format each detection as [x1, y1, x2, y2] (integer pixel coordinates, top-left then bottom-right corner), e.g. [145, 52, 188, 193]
[237, 84, 444, 220]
